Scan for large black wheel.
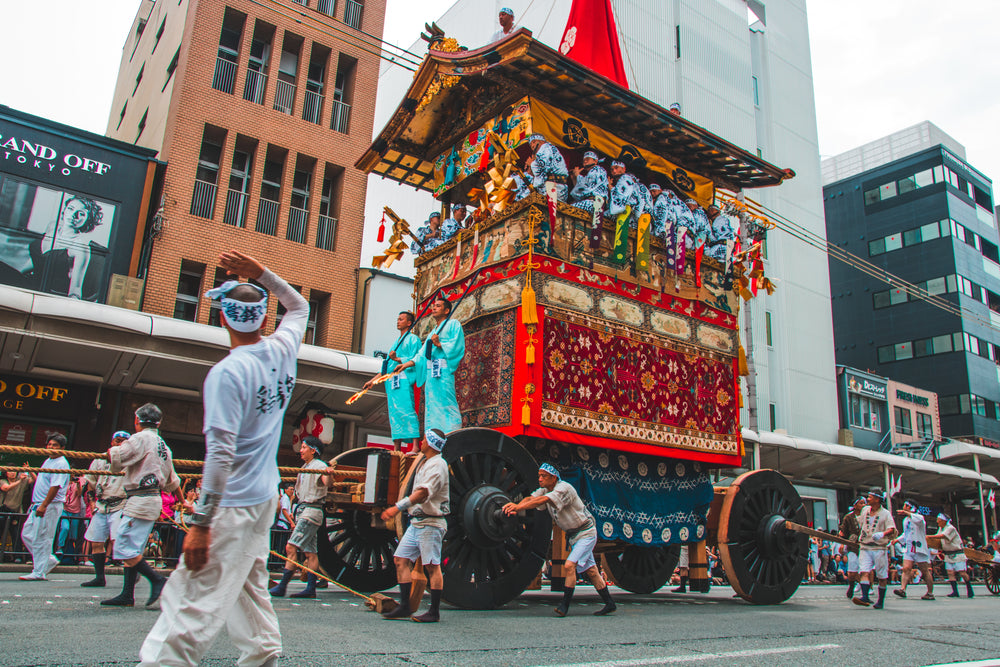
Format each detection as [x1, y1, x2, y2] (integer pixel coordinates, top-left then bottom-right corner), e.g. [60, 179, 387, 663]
[316, 448, 398, 593]
[440, 428, 552, 609]
[986, 564, 1000, 595]
[717, 469, 807, 605]
[602, 545, 681, 594]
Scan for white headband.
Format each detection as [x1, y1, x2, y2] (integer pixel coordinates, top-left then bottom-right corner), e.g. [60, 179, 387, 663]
[426, 430, 446, 451]
[206, 280, 268, 333]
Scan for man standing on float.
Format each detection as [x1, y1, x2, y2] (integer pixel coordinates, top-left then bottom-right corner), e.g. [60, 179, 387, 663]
[366, 311, 422, 450]
[396, 295, 465, 433]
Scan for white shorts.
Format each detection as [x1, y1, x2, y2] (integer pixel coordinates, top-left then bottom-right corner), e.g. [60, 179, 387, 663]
[945, 558, 967, 572]
[84, 510, 123, 544]
[678, 545, 689, 568]
[903, 553, 931, 565]
[846, 552, 859, 573]
[859, 549, 889, 579]
[566, 526, 598, 574]
[394, 523, 444, 565]
[114, 515, 157, 561]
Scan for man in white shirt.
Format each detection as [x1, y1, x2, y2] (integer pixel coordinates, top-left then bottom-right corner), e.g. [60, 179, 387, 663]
[930, 513, 973, 598]
[380, 429, 450, 623]
[79, 430, 130, 588]
[503, 463, 616, 617]
[489, 7, 516, 43]
[893, 500, 934, 600]
[19, 434, 70, 581]
[853, 488, 897, 609]
[269, 436, 331, 598]
[139, 251, 307, 667]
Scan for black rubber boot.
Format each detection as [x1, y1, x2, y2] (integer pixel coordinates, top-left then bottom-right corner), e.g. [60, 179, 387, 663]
[873, 586, 887, 609]
[412, 589, 441, 623]
[269, 569, 295, 597]
[555, 586, 575, 617]
[594, 586, 617, 615]
[672, 576, 687, 593]
[852, 583, 871, 606]
[948, 581, 959, 597]
[966, 581, 974, 598]
[133, 559, 167, 606]
[383, 582, 412, 619]
[291, 573, 318, 598]
[81, 553, 106, 587]
[846, 580, 855, 599]
[101, 567, 137, 606]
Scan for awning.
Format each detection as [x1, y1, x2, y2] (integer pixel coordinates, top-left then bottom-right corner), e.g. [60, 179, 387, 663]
[934, 440, 1000, 479]
[0, 286, 386, 434]
[742, 428, 998, 496]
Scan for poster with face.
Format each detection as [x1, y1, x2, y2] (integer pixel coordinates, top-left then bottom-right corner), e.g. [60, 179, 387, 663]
[0, 176, 117, 301]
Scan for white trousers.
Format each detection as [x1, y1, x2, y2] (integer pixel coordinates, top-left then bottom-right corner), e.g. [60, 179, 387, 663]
[21, 502, 63, 577]
[139, 497, 280, 667]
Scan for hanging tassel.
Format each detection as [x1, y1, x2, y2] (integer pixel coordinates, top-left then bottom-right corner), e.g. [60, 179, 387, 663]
[376, 211, 386, 243]
[521, 282, 538, 325]
[451, 234, 462, 279]
[525, 325, 536, 365]
[694, 242, 705, 288]
[738, 344, 749, 376]
[521, 400, 531, 425]
[469, 225, 480, 268]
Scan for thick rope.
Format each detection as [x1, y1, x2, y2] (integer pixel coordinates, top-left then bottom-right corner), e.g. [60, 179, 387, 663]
[162, 514, 376, 605]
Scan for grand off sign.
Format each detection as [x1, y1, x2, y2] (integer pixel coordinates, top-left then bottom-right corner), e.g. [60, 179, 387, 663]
[1, 133, 112, 177]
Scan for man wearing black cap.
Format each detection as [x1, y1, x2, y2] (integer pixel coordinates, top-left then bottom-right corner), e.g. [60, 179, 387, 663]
[853, 488, 896, 609]
[894, 500, 934, 600]
[838, 496, 865, 599]
[380, 429, 451, 623]
[269, 436, 331, 598]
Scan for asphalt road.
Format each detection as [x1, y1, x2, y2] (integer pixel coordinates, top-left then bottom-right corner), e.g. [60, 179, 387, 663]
[2, 573, 999, 667]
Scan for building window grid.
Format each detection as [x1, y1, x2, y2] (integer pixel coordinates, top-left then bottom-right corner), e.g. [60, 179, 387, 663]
[174, 263, 204, 321]
[864, 163, 993, 215]
[893, 406, 912, 436]
[849, 394, 881, 432]
[916, 412, 934, 438]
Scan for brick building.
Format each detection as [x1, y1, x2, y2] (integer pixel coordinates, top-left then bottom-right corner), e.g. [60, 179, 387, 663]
[106, 0, 386, 350]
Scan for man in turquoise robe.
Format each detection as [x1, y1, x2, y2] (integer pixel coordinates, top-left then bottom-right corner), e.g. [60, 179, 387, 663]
[397, 296, 466, 434]
[381, 311, 422, 449]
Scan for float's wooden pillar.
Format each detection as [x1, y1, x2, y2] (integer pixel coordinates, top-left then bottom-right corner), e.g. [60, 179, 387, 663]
[688, 539, 711, 593]
[550, 526, 567, 592]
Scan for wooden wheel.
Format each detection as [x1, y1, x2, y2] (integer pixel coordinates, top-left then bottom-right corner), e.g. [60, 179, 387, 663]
[316, 448, 398, 593]
[440, 428, 552, 609]
[986, 564, 1000, 595]
[718, 469, 807, 605]
[602, 545, 681, 594]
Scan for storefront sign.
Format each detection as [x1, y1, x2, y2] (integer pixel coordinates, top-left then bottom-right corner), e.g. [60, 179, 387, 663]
[0, 133, 113, 178]
[0, 378, 71, 411]
[895, 389, 930, 407]
[846, 373, 886, 400]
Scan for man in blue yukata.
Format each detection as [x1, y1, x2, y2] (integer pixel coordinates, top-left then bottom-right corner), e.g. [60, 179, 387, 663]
[569, 150, 609, 214]
[413, 212, 445, 256]
[606, 161, 649, 229]
[527, 133, 569, 201]
[704, 204, 737, 267]
[683, 198, 711, 249]
[396, 295, 466, 433]
[367, 311, 423, 450]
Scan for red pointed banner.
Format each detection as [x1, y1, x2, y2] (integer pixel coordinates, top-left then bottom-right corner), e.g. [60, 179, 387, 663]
[558, 0, 629, 89]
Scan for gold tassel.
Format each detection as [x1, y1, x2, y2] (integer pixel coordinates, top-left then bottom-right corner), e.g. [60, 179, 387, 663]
[525, 340, 535, 365]
[521, 282, 538, 325]
[521, 399, 531, 425]
[738, 345, 749, 376]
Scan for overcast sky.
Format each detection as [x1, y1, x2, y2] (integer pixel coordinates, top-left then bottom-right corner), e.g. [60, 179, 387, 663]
[2, 0, 998, 182]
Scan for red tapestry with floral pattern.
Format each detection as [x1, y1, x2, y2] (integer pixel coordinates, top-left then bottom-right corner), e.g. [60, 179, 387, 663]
[541, 308, 739, 456]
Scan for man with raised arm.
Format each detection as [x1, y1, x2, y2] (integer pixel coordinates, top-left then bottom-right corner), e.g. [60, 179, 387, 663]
[139, 251, 308, 667]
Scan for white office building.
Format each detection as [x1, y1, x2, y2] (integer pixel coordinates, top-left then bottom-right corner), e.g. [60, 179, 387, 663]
[362, 0, 838, 442]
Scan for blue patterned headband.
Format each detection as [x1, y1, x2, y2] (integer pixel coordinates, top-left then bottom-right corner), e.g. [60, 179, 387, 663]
[649, 183, 661, 191]
[539, 463, 560, 479]
[500, 7, 514, 16]
[206, 280, 268, 333]
[529, 133, 545, 142]
[426, 430, 446, 451]
[611, 160, 625, 169]
[937, 513, 950, 522]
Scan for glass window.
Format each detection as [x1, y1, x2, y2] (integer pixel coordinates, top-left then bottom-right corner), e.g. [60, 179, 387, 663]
[946, 274, 958, 292]
[894, 406, 912, 435]
[913, 338, 933, 357]
[931, 334, 953, 354]
[873, 291, 890, 309]
[953, 220, 966, 241]
[877, 345, 895, 363]
[932, 165, 944, 183]
[879, 182, 897, 200]
[898, 175, 917, 194]
[884, 233, 903, 252]
[173, 262, 204, 322]
[889, 288, 908, 305]
[925, 277, 947, 295]
[959, 394, 971, 414]
[903, 228, 920, 246]
[849, 394, 862, 427]
[864, 188, 881, 206]
[869, 238, 886, 256]
[920, 221, 940, 241]
[940, 395, 959, 415]
[916, 412, 934, 438]
[967, 335, 980, 356]
[940, 219, 951, 237]
[953, 332, 965, 351]
[894, 342, 913, 360]
[914, 169, 934, 188]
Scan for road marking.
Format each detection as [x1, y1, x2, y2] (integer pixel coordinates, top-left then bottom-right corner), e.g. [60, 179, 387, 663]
[531, 643, 841, 667]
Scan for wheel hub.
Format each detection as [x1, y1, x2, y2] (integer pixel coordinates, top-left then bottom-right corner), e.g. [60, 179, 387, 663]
[756, 514, 796, 559]
[461, 484, 516, 548]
